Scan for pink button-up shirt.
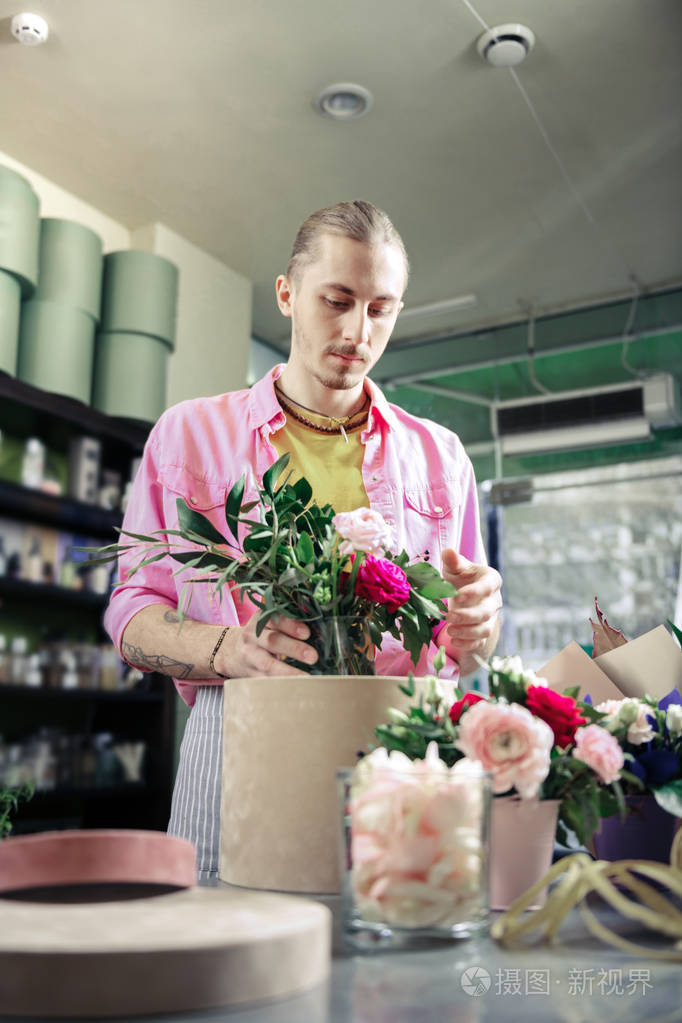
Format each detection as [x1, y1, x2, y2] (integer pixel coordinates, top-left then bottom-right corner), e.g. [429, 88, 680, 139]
[104, 365, 487, 705]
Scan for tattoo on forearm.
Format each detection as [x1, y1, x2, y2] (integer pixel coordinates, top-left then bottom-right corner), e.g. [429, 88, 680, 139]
[122, 641, 194, 679]
[163, 609, 181, 624]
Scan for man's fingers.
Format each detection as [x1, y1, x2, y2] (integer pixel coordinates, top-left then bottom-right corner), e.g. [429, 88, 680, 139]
[260, 623, 317, 666]
[442, 548, 475, 578]
[268, 614, 310, 640]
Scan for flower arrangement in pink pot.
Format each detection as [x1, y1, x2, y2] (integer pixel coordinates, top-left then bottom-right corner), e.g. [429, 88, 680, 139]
[374, 650, 632, 849]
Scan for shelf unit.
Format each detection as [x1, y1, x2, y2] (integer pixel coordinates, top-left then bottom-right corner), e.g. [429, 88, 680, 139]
[0, 477, 122, 537]
[0, 373, 176, 836]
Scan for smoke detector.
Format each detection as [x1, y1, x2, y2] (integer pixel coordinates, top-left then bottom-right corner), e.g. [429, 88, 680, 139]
[11, 12, 49, 46]
[477, 24, 535, 67]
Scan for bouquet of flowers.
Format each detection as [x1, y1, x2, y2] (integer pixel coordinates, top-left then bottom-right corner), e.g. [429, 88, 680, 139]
[98, 454, 455, 673]
[587, 694, 682, 814]
[586, 603, 682, 818]
[374, 650, 635, 847]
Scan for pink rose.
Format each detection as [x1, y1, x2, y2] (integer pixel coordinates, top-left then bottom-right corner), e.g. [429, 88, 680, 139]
[572, 724, 624, 784]
[333, 507, 392, 556]
[355, 555, 411, 613]
[456, 700, 553, 799]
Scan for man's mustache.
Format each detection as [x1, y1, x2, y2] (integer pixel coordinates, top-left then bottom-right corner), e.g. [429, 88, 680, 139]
[326, 347, 369, 361]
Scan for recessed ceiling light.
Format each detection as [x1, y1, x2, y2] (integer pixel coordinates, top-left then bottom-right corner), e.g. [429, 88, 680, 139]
[477, 23, 535, 67]
[314, 83, 373, 121]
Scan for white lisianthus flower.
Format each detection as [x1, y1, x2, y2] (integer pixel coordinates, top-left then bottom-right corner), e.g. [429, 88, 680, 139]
[595, 697, 657, 743]
[490, 655, 546, 688]
[423, 674, 445, 708]
[386, 707, 410, 725]
[665, 704, 682, 737]
[490, 655, 525, 677]
[594, 699, 626, 733]
[624, 701, 657, 745]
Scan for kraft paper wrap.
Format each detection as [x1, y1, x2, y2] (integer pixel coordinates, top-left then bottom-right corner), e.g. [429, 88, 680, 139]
[0, 886, 331, 1018]
[34, 217, 103, 320]
[0, 269, 21, 374]
[220, 674, 421, 894]
[539, 627, 682, 704]
[100, 249, 178, 348]
[0, 164, 40, 296]
[17, 300, 95, 403]
[92, 330, 168, 422]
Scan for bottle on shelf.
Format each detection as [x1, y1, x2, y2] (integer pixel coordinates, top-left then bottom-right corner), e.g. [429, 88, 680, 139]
[21, 437, 45, 489]
[60, 652, 79, 690]
[25, 535, 42, 583]
[9, 636, 28, 685]
[25, 654, 42, 688]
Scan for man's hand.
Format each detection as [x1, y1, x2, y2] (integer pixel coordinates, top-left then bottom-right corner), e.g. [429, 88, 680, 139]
[438, 548, 502, 674]
[216, 614, 319, 678]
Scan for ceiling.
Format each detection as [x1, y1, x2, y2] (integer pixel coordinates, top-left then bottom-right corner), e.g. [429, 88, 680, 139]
[1, 0, 680, 355]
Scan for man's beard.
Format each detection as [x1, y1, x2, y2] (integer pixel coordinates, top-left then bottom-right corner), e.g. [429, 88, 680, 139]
[315, 354, 367, 391]
[294, 324, 370, 390]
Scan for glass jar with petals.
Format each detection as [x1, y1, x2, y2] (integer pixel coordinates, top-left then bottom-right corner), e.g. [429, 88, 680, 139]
[337, 744, 490, 950]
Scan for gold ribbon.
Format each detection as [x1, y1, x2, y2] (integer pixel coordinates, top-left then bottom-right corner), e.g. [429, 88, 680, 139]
[491, 852, 682, 961]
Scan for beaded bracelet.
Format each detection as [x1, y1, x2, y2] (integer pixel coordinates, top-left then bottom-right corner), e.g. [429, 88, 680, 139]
[209, 626, 231, 679]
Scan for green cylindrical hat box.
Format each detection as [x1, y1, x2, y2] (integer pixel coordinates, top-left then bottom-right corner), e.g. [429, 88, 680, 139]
[34, 218, 103, 320]
[0, 270, 21, 374]
[0, 165, 40, 296]
[100, 251, 178, 348]
[17, 300, 95, 403]
[92, 330, 169, 423]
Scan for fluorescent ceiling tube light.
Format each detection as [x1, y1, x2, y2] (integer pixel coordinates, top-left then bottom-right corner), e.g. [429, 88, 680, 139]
[399, 294, 477, 321]
[499, 417, 651, 456]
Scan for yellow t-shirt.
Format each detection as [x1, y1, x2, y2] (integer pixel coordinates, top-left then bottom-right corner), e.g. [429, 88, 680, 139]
[270, 414, 369, 514]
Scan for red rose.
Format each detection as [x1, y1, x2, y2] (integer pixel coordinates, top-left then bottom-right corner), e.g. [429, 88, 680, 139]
[525, 685, 586, 748]
[355, 555, 411, 613]
[449, 691, 486, 724]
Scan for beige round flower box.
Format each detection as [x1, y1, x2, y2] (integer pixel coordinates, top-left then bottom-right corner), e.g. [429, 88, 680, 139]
[220, 674, 420, 894]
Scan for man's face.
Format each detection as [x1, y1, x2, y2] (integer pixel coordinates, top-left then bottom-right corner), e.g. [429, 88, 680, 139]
[277, 233, 405, 392]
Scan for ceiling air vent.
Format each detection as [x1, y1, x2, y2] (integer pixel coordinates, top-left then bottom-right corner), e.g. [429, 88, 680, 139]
[492, 374, 681, 455]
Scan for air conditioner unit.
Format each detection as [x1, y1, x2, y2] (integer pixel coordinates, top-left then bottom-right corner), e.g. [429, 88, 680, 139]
[493, 374, 681, 456]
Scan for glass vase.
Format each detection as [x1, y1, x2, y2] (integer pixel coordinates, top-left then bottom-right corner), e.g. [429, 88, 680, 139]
[298, 615, 376, 676]
[337, 761, 490, 950]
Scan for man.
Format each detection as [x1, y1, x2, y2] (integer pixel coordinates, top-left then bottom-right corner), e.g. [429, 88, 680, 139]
[104, 200, 502, 878]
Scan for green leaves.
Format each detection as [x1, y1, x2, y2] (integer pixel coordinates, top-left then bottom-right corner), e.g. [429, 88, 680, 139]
[652, 778, 682, 817]
[667, 619, 682, 647]
[176, 498, 228, 546]
[295, 532, 315, 565]
[224, 475, 245, 542]
[262, 453, 290, 497]
[0, 782, 34, 840]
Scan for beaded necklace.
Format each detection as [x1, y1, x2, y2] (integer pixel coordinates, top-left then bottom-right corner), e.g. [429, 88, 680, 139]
[274, 383, 370, 443]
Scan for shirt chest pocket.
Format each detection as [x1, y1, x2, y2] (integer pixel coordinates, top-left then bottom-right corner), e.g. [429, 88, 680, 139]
[157, 466, 230, 539]
[401, 484, 459, 565]
[156, 466, 232, 621]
